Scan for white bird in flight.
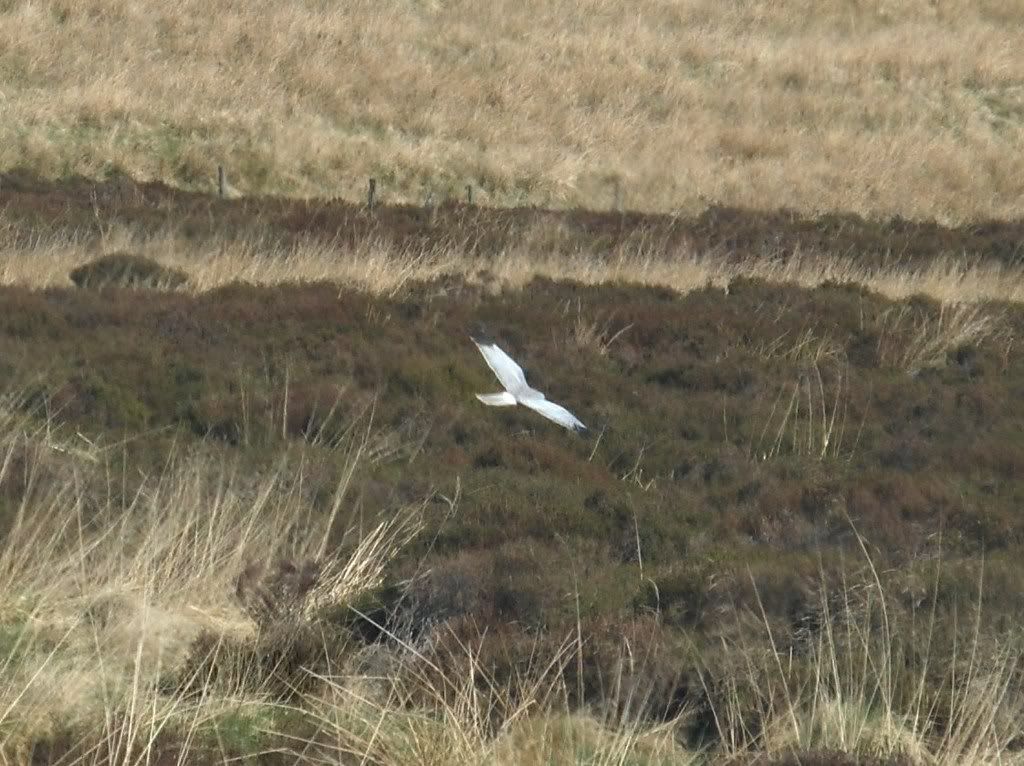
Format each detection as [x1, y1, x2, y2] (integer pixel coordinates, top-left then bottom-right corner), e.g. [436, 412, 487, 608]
[471, 335, 587, 433]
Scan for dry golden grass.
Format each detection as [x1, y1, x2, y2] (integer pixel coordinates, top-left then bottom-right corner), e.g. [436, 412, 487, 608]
[1, 0, 1023, 221]
[0, 391, 423, 756]
[3, 222, 1024, 306]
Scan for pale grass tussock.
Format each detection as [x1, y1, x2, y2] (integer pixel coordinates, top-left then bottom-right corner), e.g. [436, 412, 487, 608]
[699, 531, 1024, 765]
[876, 301, 1011, 375]
[1, 0, 1023, 220]
[566, 299, 633, 357]
[0, 394, 418, 754]
[756, 327, 845, 368]
[747, 329, 862, 464]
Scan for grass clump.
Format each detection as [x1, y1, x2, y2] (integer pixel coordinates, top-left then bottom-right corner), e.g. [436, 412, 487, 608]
[875, 300, 1010, 376]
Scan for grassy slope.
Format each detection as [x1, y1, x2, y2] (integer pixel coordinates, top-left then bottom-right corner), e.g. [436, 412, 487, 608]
[1, 0, 1023, 220]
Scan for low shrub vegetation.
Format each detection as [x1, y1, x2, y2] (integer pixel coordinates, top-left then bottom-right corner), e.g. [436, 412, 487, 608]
[68, 251, 189, 290]
[0, 255, 1023, 760]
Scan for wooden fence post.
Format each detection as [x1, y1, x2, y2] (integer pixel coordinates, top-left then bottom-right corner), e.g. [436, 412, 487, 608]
[466, 184, 473, 205]
[368, 178, 377, 210]
[217, 165, 226, 198]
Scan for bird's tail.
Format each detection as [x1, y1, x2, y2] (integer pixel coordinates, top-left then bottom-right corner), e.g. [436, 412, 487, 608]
[476, 392, 517, 406]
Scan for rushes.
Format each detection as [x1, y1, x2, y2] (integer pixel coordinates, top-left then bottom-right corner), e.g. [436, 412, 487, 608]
[302, 504, 425, 620]
[295, 626, 697, 766]
[750, 334, 857, 463]
[0, 399, 423, 758]
[299, 634, 568, 765]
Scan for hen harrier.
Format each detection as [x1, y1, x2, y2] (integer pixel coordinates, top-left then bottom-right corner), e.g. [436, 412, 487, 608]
[471, 335, 587, 433]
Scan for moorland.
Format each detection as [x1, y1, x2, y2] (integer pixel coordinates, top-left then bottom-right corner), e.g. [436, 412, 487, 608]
[0, 176, 1023, 763]
[2, 0, 1024, 762]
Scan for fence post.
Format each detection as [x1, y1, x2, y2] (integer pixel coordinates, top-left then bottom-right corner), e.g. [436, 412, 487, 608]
[217, 165, 226, 199]
[368, 178, 376, 210]
[466, 184, 473, 205]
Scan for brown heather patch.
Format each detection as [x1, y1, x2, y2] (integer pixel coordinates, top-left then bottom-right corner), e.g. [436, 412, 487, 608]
[0, 270, 1023, 759]
[68, 251, 190, 291]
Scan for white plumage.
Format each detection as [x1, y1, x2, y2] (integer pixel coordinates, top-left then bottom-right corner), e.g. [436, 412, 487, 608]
[471, 336, 587, 433]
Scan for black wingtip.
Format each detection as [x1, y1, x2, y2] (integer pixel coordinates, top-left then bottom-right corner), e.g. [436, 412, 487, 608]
[469, 323, 497, 347]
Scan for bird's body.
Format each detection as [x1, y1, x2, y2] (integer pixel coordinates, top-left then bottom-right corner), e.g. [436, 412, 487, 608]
[471, 336, 587, 433]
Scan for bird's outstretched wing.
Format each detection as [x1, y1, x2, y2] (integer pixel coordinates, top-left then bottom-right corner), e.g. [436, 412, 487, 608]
[472, 337, 529, 394]
[520, 396, 587, 432]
